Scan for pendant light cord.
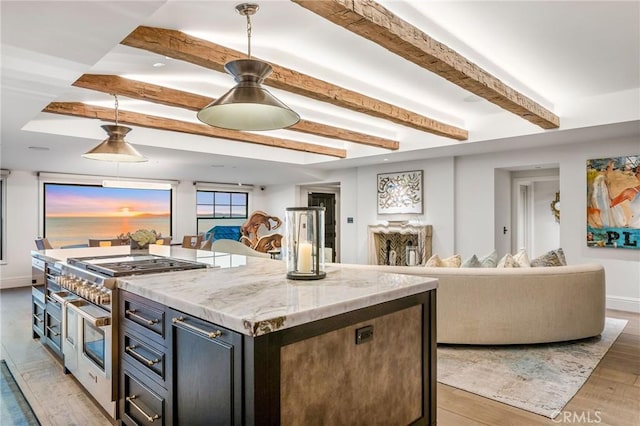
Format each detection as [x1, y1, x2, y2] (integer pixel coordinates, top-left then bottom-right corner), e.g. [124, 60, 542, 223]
[246, 13, 252, 58]
[113, 94, 119, 126]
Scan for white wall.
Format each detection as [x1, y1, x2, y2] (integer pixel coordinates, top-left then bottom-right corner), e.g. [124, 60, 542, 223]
[0, 171, 39, 288]
[260, 184, 297, 220]
[494, 168, 511, 255]
[348, 157, 456, 264]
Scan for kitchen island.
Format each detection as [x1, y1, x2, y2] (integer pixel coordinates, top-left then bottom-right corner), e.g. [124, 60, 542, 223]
[31, 245, 437, 425]
[118, 246, 438, 425]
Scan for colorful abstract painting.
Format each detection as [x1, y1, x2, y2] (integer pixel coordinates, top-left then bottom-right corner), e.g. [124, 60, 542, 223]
[377, 170, 423, 214]
[587, 155, 640, 249]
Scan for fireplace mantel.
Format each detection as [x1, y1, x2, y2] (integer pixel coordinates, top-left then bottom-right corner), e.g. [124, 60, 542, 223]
[368, 223, 432, 266]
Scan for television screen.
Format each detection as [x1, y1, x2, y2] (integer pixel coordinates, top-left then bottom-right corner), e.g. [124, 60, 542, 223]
[44, 183, 171, 248]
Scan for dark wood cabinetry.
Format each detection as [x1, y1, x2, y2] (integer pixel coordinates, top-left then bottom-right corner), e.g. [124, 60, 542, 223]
[119, 291, 244, 426]
[119, 292, 171, 426]
[168, 310, 243, 425]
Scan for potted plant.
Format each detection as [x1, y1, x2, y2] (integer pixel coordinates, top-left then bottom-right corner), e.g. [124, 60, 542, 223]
[127, 229, 161, 250]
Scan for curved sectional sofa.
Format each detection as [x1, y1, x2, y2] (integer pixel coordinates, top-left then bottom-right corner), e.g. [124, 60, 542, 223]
[345, 263, 606, 345]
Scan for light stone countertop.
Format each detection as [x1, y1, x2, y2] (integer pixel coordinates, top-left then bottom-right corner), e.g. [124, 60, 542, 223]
[32, 245, 438, 337]
[119, 248, 438, 337]
[31, 246, 132, 263]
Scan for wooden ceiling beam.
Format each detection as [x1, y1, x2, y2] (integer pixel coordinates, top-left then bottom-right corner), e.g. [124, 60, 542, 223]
[121, 26, 468, 140]
[43, 102, 347, 158]
[73, 74, 399, 150]
[292, 0, 560, 129]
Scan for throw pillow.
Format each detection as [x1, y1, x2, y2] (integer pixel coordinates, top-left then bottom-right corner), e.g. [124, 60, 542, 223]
[554, 248, 567, 265]
[461, 254, 482, 268]
[478, 250, 498, 268]
[497, 253, 520, 268]
[461, 250, 498, 268]
[531, 250, 564, 267]
[426, 254, 461, 268]
[512, 248, 531, 267]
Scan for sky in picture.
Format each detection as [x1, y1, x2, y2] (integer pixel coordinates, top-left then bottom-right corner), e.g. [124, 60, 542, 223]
[45, 184, 170, 218]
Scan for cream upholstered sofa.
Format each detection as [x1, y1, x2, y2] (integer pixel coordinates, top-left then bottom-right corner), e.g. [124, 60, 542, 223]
[344, 263, 606, 345]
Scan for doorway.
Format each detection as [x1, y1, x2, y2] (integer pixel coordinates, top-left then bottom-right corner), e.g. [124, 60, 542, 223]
[510, 168, 560, 257]
[308, 192, 337, 262]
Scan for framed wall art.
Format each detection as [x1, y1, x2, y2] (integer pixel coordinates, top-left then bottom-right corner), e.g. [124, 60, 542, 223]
[377, 170, 423, 215]
[586, 155, 640, 249]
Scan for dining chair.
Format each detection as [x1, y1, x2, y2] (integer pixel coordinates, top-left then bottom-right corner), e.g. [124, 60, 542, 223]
[199, 234, 213, 250]
[182, 235, 204, 249]
[34, 238, 53, 250]
[154, 237, 173, 245]
[88, 238, 126, 247]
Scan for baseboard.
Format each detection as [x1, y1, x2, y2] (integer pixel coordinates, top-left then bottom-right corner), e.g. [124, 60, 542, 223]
[606, 295, 640, 313]
[0, 275, 32, 290]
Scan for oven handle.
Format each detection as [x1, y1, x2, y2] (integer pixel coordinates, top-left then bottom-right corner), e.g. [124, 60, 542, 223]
[67, 302, 111, 327]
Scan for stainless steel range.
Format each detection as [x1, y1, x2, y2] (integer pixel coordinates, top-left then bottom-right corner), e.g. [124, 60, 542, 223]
[55, 255, 206, 418]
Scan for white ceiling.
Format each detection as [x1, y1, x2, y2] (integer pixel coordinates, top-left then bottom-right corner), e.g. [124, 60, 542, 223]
[1, 1, 639, 185]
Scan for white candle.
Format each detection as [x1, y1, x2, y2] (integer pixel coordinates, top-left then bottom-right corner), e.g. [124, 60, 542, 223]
[297, 242, 313, 273]
[408, 251, 416, 266]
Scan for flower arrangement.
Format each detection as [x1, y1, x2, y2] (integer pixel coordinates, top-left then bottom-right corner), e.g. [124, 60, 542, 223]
[117, 229, 161, 249]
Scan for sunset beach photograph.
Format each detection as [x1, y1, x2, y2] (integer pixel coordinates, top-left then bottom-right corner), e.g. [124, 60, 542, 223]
[43, 184, 171, 247]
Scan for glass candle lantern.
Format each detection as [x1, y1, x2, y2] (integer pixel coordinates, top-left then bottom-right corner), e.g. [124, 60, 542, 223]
[406, 240, 418, 266]
[285, 207, 326, 280]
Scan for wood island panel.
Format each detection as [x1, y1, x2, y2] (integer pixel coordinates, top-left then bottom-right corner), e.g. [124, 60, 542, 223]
[280, 305, 423, 425]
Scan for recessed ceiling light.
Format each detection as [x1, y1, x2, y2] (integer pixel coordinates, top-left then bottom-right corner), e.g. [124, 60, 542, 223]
[28, 146, 49, 151]
[152, 62, 166, 68]
[383, 158, 389, 161]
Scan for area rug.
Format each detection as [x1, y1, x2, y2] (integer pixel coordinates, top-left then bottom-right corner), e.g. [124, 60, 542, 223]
[1, 360, 40, 425]
[437, 317, 627, 418]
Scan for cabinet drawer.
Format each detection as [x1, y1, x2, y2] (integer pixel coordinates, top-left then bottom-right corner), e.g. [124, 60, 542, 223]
[32, 296, 45, 338]
[122, 293, 165, 343]
[32, 285, 45, 304]
[45, 298, 62, 321]
[45, 312, 62, 356]
[123, 332, 166, 387]
[121, 364, 167, 426]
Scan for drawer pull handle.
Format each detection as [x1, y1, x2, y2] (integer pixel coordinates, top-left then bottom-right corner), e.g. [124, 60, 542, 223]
[46, 325, 61, 336]
[172, 316, 222, 339]
[125, 345, 160, 367]
[126, 395, 160, 422]
[46, 295, 59, 305]
[126, 309, 159, 325]
[32, 314, 44, 323]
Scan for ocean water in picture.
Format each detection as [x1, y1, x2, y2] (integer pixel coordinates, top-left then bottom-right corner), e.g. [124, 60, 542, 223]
[46, 216, 171, 247]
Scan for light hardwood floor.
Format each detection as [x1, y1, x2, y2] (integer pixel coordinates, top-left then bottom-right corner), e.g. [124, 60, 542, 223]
[1, 287, 638, 425]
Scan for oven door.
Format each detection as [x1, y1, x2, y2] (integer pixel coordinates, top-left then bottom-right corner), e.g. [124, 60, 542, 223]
[66, 301, 116, 417]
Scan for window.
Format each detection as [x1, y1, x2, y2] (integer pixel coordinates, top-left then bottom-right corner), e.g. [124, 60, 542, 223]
[43, 183, 172, 248]
[197, 191, 248, 219]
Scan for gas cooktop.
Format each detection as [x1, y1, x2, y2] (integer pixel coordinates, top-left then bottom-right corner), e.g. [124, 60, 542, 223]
[67, 254, 207, 277]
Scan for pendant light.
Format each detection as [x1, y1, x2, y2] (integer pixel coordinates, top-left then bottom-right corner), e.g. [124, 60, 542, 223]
[82, 94, 147, 162]
[197, 3, 300, 131]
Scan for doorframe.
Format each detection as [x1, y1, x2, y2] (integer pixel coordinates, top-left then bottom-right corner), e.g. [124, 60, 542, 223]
[299, 184, 341, 263]
[511, 174, 559, 255]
